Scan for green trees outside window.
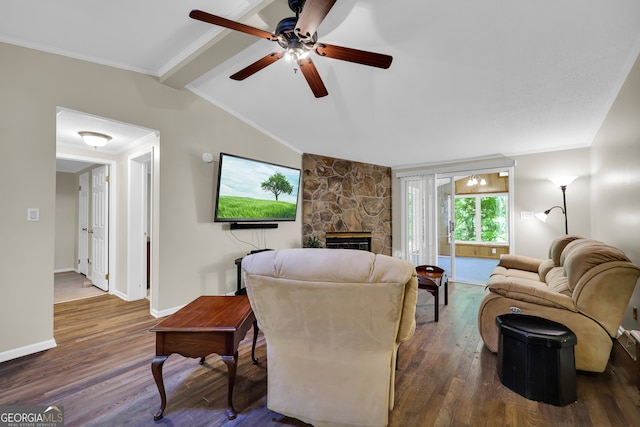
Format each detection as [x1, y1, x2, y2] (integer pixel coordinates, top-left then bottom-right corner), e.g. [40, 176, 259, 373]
[455, 195, 507, 243]
[454, 197, 476, 241]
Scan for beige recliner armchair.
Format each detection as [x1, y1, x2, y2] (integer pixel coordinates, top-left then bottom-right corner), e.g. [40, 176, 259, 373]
[242, 248, 418, 427]
[478, 235, 640, 372]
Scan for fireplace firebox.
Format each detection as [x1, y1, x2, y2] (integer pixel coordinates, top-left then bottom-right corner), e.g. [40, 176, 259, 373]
[325, 232, 372, 252]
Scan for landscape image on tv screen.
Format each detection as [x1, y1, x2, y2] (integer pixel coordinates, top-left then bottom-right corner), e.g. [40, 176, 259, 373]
[214, 153, 301, 222]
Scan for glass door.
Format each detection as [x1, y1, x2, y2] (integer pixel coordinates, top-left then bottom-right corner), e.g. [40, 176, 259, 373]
[446, 169, 513, 284]
[400, 161, 515, 284]
[436, 176, 455, 280]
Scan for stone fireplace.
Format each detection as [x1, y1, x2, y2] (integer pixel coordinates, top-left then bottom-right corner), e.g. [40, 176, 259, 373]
[302, 153, 392, 255]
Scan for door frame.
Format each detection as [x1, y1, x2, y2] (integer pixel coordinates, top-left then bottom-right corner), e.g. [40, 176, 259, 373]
[398, 159, 515, 281]
[78, 172, 89, 276]
[127, 147, 153, 302]
[437, 165, 515, 280]
[435, 176, 456, 279]
[57, 153, 117, 294]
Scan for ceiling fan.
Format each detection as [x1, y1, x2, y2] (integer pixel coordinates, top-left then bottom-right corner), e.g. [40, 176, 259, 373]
[189, 0, 393, 98]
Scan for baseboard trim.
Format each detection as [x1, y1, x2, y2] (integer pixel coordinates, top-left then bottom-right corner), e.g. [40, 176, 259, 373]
[0, 339, 57, 363]
[150, 303, 186, 319]
[111, 288, 128, 301]
[109, 289, 180, 318]
[54, 268, 76, 274]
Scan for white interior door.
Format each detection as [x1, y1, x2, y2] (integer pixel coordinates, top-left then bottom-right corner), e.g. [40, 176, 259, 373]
[78, 172, 89, 276]
[91, 165, 109, 291]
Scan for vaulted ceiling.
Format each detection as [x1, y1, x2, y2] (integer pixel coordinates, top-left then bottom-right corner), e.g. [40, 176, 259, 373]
[2, 0, 639, 167]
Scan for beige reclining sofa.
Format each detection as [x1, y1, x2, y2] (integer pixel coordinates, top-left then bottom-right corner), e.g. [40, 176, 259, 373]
[242, 248, 418, 427]
[478, 235, 640, 372]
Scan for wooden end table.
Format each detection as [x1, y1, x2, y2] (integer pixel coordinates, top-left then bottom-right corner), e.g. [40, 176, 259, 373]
[150, 296, 259, 421]
[416, 266, 448, 322]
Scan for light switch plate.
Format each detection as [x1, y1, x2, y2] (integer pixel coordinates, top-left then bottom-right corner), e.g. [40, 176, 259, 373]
[520, 211, 534, 220]
[27, 208, 39, 221]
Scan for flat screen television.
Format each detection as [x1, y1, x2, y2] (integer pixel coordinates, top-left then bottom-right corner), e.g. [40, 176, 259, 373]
[214, 152, 302, 224]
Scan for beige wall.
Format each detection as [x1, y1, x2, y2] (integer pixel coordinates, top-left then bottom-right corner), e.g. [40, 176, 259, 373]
[590, 52, 640, 329]
[54, 172, 77, 271]
[509, 148, 591, 257]
[0, 42, 302, 360]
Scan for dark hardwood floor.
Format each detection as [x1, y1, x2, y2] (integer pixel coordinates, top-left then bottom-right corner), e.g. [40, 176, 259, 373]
[0, 284, 638, 426]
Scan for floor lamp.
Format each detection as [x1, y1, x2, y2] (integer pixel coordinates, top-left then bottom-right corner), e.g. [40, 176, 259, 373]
[535, 176, 577, 234]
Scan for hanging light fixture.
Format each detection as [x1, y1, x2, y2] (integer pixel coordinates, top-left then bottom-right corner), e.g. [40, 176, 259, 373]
[79, 131, 112, 148]
[466, 175, 486, 186]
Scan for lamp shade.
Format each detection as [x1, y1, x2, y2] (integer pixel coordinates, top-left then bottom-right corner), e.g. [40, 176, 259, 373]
[535, 212, 548, 222]
[79, 131, 111, 147]
[549, 176, 577, 187]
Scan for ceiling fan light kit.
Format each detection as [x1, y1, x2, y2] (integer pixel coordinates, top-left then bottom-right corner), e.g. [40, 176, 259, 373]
[189, 0, 393, 98]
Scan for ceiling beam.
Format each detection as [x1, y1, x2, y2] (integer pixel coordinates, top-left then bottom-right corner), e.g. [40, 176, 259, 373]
[159, 0, 290, 89]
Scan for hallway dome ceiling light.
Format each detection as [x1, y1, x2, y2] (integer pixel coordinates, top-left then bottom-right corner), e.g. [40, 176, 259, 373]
[78, 131, 112, 148]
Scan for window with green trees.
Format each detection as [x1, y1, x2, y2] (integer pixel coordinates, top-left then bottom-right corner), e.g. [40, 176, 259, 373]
[454, 194, 508, 243]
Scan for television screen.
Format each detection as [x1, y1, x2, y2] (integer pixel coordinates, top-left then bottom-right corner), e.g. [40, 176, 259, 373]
[214, 152, 302, 223]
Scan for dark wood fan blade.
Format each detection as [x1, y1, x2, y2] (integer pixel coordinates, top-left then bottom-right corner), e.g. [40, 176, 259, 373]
[295, 0, 336, 40]
[189, 9, 276, 40]
[299, 57, 328, 98]
[315, 43, 393, 69]
[230, 52, 284, 80]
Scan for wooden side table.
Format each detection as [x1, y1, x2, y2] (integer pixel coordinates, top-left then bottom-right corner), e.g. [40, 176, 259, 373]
[416, 265, 448, 322]
[150, 296, 259, 420]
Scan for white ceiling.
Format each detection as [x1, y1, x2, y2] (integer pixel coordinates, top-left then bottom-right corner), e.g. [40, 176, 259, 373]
[3, 0, 640, 168]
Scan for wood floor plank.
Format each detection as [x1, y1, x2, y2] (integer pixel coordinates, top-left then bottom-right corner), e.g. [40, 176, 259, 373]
[0, 285, 638, 426]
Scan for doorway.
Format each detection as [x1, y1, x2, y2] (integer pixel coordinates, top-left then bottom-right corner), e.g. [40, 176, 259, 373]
[436, 169, 514, 284]
[128, 149, 153, 301]
[56, 107, 159, 303]
[399, 161, 514, 284]
[56, 155, 115, 294]
[78, 172, 89, 276]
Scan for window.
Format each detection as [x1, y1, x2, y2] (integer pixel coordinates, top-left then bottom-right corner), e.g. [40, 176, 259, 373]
[454, 194, 508, 243]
